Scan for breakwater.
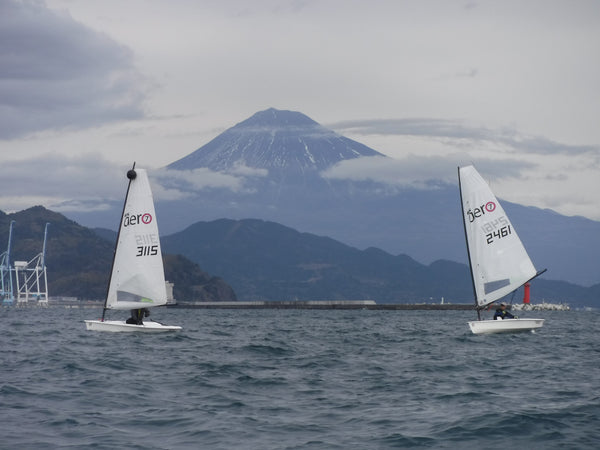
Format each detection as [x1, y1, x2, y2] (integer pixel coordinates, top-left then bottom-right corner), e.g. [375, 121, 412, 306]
[168, 300, 475, 310]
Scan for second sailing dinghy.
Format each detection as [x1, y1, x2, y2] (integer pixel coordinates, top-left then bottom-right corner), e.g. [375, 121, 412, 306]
[85, 165, 181, 333]
[458, 165, 545, 335]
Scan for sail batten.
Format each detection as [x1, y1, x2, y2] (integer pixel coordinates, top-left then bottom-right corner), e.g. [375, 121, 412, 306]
[459, 165, 537, 309]
[105, 168, 167, 311]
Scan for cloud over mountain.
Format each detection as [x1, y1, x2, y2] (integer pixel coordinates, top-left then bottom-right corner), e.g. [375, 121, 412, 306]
[330, 118, 599, 156]
[0, 153, 123, 213]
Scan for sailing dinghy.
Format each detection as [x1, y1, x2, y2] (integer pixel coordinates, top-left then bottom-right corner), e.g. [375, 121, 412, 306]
[458, 165, 545, 335]
[85, 164, 181, 332]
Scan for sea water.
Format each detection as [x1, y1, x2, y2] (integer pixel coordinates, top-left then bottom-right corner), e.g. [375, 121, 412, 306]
[0, 308, 598, 449]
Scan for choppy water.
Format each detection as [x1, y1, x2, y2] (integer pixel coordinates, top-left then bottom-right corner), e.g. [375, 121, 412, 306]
[1, 308, 598, 449]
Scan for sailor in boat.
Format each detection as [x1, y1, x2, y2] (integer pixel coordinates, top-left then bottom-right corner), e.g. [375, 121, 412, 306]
[493, 302, 517, 320]
[126, 308, 150, 325]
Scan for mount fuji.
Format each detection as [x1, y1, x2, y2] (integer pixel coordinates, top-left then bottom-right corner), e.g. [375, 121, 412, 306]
[156, 108, 459, 259]
[168, 108, 383, 174]
[62, 108, 600, 287]
[162, 108, 389, 209]
[150, 108, 600, 287]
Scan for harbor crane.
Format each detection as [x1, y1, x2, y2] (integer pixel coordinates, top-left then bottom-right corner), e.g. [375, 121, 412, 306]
[0, 221, 15, 305]
[14, 223, 50, 306]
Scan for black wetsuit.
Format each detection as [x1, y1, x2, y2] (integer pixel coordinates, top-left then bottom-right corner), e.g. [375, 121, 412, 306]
[126, 308, 148, 325]
[493, 308, 515, 320]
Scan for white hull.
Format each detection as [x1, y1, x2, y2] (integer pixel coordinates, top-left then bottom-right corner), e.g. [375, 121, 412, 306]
[84, 320, 182, 333]
[468, 318, 544, 335]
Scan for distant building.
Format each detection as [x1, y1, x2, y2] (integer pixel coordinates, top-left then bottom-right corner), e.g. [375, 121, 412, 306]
[166, 281, 176, 305]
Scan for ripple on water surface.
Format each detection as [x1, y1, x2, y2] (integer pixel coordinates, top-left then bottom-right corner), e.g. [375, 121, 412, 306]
[0, 308, 598, 449]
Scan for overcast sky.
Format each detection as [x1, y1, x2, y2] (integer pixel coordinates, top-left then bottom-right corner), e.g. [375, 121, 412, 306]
[1, 0, 599, 221]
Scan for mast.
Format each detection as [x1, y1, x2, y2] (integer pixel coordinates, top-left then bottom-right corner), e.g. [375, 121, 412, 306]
[7, 220, 14, 274]
[458, 166, 481, 321]
[41, 223, 49, 268]
[41, 223, 50, 304]
[101, 162, 137, 321]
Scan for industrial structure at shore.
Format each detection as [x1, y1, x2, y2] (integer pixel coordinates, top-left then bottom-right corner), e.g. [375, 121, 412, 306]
[1, 221, 50, 307]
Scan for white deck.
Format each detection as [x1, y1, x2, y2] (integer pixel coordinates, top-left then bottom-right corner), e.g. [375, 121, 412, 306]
[468, 318, 544, 335]
[84, 320, 182, 333]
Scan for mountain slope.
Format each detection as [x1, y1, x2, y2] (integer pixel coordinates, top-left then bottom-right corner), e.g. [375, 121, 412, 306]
[5, 207, 593, 306]
[161, 218, 598, 307]
[168, 108, 383, 174]
[161, 218, 453, 302]
[0, 207, 237, 302]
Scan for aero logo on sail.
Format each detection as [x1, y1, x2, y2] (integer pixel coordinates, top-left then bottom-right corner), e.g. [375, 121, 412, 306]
[123, 212, 153, 227]
[467, 201, 496, 223]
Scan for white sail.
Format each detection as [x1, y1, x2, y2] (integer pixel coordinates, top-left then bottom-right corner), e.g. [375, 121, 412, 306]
[105, 168, 167, 310]
[459, 165, 537, 308]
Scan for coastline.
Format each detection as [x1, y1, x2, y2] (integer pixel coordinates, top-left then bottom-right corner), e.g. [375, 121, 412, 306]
[167, 301, 475, 310]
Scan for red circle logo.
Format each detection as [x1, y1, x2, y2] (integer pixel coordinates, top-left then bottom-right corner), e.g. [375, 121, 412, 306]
[485, 202, 496, 212]
[141, 213, 152, 224]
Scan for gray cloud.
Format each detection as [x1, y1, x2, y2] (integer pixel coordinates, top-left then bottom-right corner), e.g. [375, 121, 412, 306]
[0, 152, 269, 215]
[150, 165, 269, 201]
[0, 0, 146, 139]
[329, 118, 598, 156]
[0, 153, 124, 212]
[321, 154, 536, 190]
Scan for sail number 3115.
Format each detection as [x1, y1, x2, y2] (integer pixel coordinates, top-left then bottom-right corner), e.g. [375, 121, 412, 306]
[135, 234, 158, 256]
[137, 245, 158, 256]
[486, 225, 511, 244]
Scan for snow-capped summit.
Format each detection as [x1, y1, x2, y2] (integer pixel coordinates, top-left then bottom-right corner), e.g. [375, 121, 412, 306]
[167, 108, 384, 174]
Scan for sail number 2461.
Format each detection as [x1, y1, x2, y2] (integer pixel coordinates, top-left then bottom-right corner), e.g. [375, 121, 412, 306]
[486, 225, 512, 244]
